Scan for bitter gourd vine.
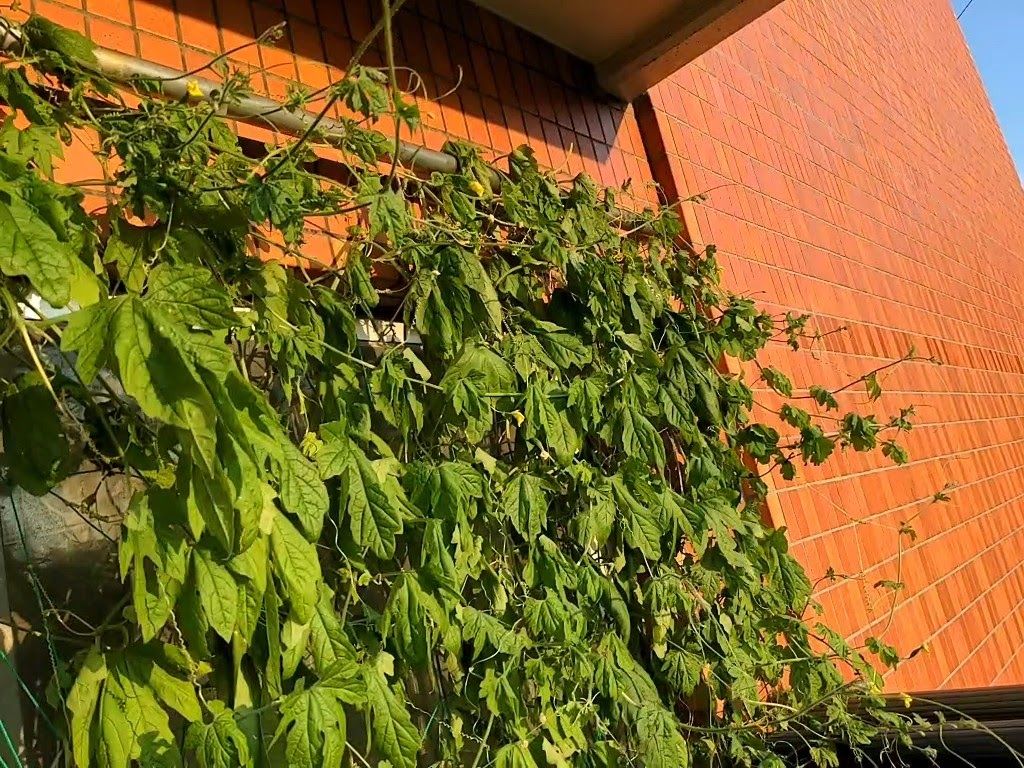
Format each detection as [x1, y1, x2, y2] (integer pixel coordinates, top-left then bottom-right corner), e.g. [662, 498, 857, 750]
[0, 13, 938, 768]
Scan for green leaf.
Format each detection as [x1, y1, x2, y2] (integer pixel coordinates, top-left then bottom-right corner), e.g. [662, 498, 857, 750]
[234, 578, 263, 649]
[662, 649, 702, 696]
[495, 742, 540, 768]
[61, 298, 120, 383]
[103, 222, 151, 293]
[617, 403, 666, 469]
[308, 584, 358, 675]
[573, 484, 615, 551]
[276, 439, 328, 540]
[524, 379, 579, 465]
[457, 249, 502, 332]
[764, 529, 811, 610]
[537, 328, 591, 369]
[865, 636, 901, 669]
[810, 745, 840, 768]
[635, 705, 689, 768]
[596, 633, 660, 711]
[346, 251, 379, 307]
[71, 647, 195, 768]
[0, 181, 76, 306]
[882, 440, 909, 465]
[0, 67, 54, 125]
[568, 376, 605, 429]
[269, 508, 321, 623]
[146, 263, 237, 329]
[23, 15, 99, 67]
[271, 681, 347, 768]
[68, 648, 107, 768]
[501, 472, 549, 539]
[357, 175, 409, 241]
[335, 66, 389, 119]
[865, 372, 882, 401]
[1, 373, 70, 495]
[524, 588, 585, 642]
[121, 644, 202, 723]
[121, 489, 188, 640]
[365, 664, 421, 768]
[192, 548, 238, 642]
[320, 427, 404, 557]
[381, 573, 429, 669]
[111, 297, 219, 472]
[370, 349, 427, 434]
[0, 116, 62, 175]
[800, 425, 835, 465]
[406, 460, 483, 524]
[612, 474, 663, 559]
[842, 413, 880, 451]
[460, 606, 530, 659]
[185, 702, 251, 768]
[809, 385, 838, 411]
[780, 403, 811, 430]
[188, 469, 235, 557]
[760, 366, 793, 397]
[480, 667, 522, 719]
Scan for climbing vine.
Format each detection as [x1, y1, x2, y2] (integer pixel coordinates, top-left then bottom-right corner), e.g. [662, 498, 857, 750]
[0, 12, 939, 768]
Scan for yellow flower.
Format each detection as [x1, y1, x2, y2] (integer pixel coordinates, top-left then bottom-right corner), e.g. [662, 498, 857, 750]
[468, 179, 486, 197]
[900, 692, 913, 708]
[185, 79, 204, 99]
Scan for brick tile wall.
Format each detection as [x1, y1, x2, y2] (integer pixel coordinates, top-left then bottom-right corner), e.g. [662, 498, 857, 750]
[17, 0, 654, 198]
[10, 0, 1024, 692]
[14, 0, 657, 266]
[647, 0, 1024, 690]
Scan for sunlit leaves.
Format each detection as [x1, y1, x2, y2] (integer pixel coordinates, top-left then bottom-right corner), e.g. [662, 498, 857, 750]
[67, 645, 201, 768]
[524, 378, 579, 465]
[271, 659, 366, 768]
[191, 547, 238, 641]
[146, 263, 238, 329]
[1, 28, 931, 768]
[318, 423, 406, 558]
[381, 573, 430, 669]
[110, 296, 220, 471]
[184, 702, 250, 768]
[0, 178, 77, 306]
[269, 508, 321, 623]
[501, 472, 549, 539]
[365, 664, 421, 768]
[635, 705, 689, 768]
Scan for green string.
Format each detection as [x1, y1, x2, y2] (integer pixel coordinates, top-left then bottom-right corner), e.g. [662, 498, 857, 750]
[0, 716, 21, 768]
[5, 490, 70, 736]
[0, 649, 60, 739]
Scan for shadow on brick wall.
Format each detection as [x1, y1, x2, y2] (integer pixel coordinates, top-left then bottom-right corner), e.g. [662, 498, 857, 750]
[137, 0, 631, 167]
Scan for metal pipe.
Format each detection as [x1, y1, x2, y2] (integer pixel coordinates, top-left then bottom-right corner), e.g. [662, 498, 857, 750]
[1, 17, 659, 235]
[0, 18, 459, 174]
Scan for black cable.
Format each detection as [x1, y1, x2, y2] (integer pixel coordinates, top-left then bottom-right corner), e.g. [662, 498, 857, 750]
[957, 0, 977, 20]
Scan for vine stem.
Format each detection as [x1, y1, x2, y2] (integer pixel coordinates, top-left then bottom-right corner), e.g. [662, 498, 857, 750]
[1, 288, 70, 419]
[259, 0, 408, 185]
[469, 713, 495, 768]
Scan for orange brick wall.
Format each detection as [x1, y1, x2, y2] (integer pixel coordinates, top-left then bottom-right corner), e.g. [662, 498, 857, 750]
[22, 0, 653, 196]
[648, 0, 1024, 690]
[13, 0, 1024, 692]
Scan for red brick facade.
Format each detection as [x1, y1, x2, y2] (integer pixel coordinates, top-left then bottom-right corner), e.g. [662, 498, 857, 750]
[14, 0, 1024, 691]
[646, 0, 1024, 691]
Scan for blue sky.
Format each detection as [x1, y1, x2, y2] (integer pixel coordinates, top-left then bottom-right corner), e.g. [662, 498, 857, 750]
[957, 0, 1024, 180]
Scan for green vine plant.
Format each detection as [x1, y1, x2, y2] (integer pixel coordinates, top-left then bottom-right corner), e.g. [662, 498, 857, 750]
[0, 11, 980, 768]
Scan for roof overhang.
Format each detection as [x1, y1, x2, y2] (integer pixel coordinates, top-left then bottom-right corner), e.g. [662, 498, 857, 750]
[471, 0, 783, 100]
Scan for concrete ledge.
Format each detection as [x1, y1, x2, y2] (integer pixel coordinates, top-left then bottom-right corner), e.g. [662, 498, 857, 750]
[597, 0, 784, 99]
